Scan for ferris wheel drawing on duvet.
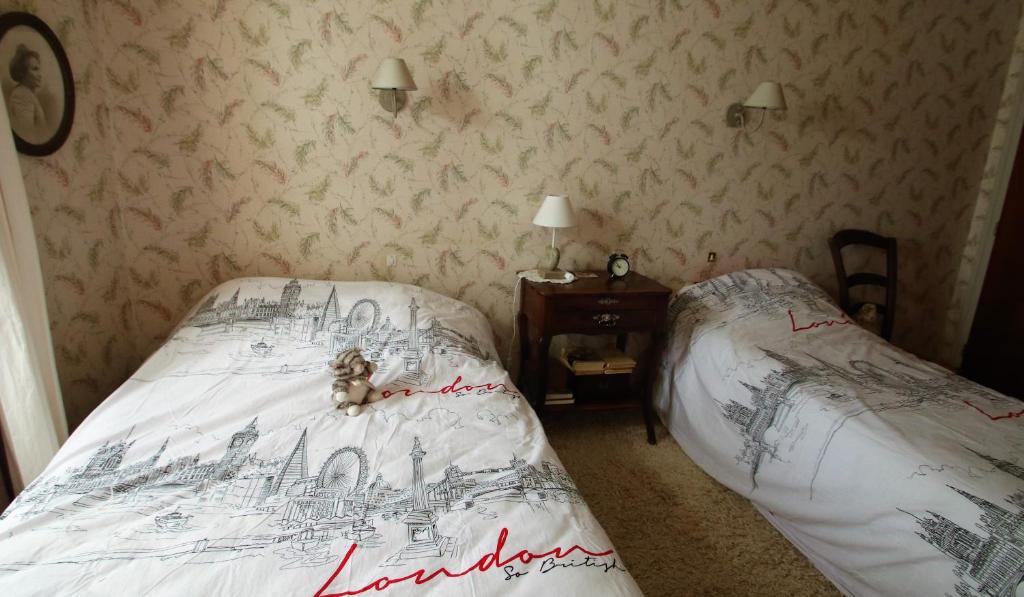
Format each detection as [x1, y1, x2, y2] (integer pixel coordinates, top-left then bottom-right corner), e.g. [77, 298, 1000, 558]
[345, 299, 381, 334]
[317, 448, 369, 495]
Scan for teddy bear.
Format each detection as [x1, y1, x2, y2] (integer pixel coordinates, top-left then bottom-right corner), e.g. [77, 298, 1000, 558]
[853, 303, 882, 336]
[329, 347, 384, 416]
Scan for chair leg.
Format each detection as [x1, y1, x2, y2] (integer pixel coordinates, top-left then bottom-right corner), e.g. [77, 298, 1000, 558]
[0, 429, 15, 502]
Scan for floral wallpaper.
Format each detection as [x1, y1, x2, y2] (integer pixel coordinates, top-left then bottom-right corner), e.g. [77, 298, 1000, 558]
[1, 0, 138, 427]
[3, 0, 1021, 427]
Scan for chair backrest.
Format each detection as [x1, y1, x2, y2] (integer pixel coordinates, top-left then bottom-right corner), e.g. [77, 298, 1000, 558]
[828, 229, 898, 341]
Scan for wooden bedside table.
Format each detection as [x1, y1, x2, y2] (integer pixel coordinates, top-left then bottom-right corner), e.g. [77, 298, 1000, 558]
[517, 271, 672, 444]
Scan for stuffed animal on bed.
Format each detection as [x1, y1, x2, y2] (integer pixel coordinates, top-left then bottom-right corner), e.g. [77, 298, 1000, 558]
[329, 348, 384, 416]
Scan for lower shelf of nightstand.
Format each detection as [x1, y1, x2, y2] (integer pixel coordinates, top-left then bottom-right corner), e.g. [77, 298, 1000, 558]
[542, 398, 641, 412]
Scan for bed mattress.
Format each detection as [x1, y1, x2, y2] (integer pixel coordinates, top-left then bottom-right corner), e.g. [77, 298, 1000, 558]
[654, 268, 1024, 597]
[0, 277, 642, 596]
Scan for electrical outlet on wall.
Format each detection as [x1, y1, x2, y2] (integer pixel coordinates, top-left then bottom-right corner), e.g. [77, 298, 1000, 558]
[707, 252, 717, 263]
[375, 251, 399, 271]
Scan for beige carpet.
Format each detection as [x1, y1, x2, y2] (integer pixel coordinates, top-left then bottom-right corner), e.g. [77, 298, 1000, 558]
[544, 411, 840, 597]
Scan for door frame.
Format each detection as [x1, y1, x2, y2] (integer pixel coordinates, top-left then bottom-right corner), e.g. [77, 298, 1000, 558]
[951, 68, 1024, 368]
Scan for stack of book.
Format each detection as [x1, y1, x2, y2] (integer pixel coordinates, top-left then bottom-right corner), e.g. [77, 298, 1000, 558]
[559, 347, 636, 403]
[545, 391, 574, 406]
[559, 347, 636, 376]
[545, 357, 575, 406]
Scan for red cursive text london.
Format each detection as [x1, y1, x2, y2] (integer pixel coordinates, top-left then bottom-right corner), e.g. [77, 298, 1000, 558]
[313, 527, 614, 596]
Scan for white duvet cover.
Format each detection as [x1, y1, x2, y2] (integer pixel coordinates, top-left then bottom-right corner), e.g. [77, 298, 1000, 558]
[655, 269, 1024, 597]
[0, 278, 641, 596]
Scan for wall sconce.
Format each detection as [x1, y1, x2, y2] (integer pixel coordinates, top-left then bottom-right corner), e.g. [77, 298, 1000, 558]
[726, 81, 787, 132]
[371, 58, 417, 119]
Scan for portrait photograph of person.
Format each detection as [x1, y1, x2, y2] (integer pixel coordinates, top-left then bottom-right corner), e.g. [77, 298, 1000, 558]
[0, 12, 74, 156]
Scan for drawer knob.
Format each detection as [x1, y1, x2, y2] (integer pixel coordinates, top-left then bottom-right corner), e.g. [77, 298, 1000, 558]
[597, 297, 619, 306]
[593, 313, 620, 327]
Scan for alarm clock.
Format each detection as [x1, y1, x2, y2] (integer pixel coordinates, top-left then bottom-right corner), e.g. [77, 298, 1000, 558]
[607, 253, 630, 279]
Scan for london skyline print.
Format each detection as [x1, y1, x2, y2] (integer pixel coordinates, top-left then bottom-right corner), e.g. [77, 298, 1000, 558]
[140, 277, 493, 383]
[1, 417, 582, 573]
[904, 462, 1024, 597]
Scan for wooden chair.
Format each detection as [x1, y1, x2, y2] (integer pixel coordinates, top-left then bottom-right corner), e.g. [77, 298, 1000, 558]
[0, 422, 14, 505]
[829, 229, 898, 341]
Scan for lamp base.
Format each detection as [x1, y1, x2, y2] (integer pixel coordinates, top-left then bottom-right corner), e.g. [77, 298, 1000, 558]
[539, 270, 568, 280]
[725, 103, 744, 127]
[538, 246, 560, 271]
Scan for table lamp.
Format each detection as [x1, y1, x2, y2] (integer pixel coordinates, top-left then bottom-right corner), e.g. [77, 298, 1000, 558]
[532, 195, 576, 277]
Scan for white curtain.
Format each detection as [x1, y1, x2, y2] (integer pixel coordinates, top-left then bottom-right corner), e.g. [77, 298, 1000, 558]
[0, 93, 67, 492]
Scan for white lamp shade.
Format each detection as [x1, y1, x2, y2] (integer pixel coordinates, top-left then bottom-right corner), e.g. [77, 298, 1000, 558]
[532, 195, 576, 228]
[743, 81, 787, 110]
[371, 58, 417, 91]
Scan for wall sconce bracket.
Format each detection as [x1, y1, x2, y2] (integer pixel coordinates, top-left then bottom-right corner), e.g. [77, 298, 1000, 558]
[725, 103, 745, 128]
[378, 89, 408, 115]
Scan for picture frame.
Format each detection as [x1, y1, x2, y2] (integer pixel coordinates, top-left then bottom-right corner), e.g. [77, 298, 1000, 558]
[0, 12, 74, 156]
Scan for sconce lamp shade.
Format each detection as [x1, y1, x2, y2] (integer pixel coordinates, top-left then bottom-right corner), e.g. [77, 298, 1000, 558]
[743, 81, 787, 110]
[371, 58, 417, 90]
[532, 195, 576, 228]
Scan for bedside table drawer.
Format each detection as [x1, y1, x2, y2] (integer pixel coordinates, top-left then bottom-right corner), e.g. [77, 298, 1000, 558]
[551, 293, 665, 312]
[548, 307, 661, 334]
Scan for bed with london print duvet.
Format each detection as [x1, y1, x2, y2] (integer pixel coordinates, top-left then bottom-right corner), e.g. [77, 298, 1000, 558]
[655, 268, 1024, 597]
[0, 278, 642, 596]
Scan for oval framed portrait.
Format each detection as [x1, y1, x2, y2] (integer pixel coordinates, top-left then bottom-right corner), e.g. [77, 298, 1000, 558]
[0, 12, 74, 156]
